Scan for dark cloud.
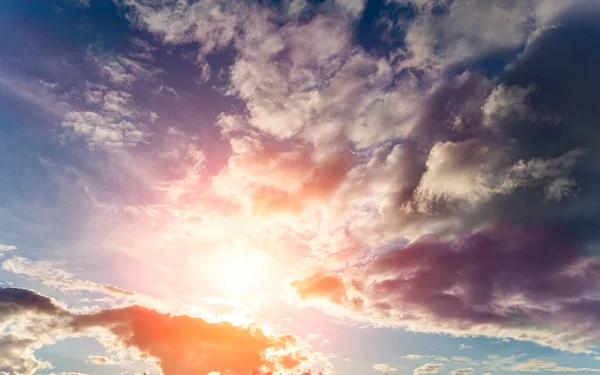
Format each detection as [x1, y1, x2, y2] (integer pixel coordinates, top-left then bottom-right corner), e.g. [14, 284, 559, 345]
[293, 224, 600, 351]
[0, 287, 65, 318]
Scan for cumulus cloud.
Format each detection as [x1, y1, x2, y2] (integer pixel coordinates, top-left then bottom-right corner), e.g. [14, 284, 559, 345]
[413, 362, 443, 375]
[374, 363, 399, 372]
[0, 335, 53, 375]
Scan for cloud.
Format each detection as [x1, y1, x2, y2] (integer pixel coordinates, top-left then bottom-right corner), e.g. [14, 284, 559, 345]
[292, 224, 600, 352]
[116, 0, 591, 246]
[480, 354, 600, 373]
[0, 335, 53, 375]
[0, 69, 71, 118]
[402, 354, 449, 362]
[413, 362, 443, 375]
[0, 287, 312, 375]
[449, 369, 473, 375]
[72, 306, 307, 375]
[374, 363, 399, 372]
[459, 344, 472, 350]
[506, 148, 586, 200]
[87, 355, 114, 365]
[482, 84, 536, 127]
[414, 139, 584, 211]
[1, 255, 165, 310]
[402, 0, 581, 66]
[0, 287, 66, 318]
[11, 0, 600, 367]
[213, 137, 350, 215]
[60, 81, 153, 150]
[414, 139, 506, 208]
[0, 244, 17, 253]
[291, 273, 346, 304]
[0, 288, 72, 375]
[87, 47, 163, 86]
[70, 0, 91, 8]
[61, 111, 149, 150]
[506, 359, 600, 373]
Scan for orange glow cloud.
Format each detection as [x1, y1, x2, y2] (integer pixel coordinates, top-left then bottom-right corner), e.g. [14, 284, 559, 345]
[72, 305, 309, 375]
[291, 272, 346, 304]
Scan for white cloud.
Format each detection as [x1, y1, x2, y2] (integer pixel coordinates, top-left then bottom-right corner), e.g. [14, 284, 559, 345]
[450, 369, 473, 375]
[122, 0, 240, 52]
[402, 0, 580, 67]
[87, 355, 114, 365]
[480, 353, 600, 373]
[415, 140, 586, 210]
[413, 363, 444, 375]
[482, 84, 536, 126]
[415, 139, 504, 208]
[0, 244, 17, 254]
[506, 359, 600, 373]
[0, 335, 53, 375]
[61, 80, 153, 151]
[61, 111, 149, 150]
[87, 48, 163, 86]
[84, 82, 108, 104]
[374, 363, 399, 372]
[1, 256, 162, 309]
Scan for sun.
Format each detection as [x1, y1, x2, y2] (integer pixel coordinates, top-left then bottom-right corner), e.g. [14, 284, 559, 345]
[219, 251, 264, 297]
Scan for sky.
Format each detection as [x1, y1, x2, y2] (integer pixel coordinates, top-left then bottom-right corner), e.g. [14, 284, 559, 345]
[1, 0, 600, 374]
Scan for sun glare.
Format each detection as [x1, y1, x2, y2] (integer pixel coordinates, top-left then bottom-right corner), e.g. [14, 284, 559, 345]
[219, 251, 265, 297]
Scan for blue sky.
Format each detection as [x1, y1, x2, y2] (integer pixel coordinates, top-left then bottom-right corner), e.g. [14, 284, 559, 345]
[1, 1, 600, 375]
